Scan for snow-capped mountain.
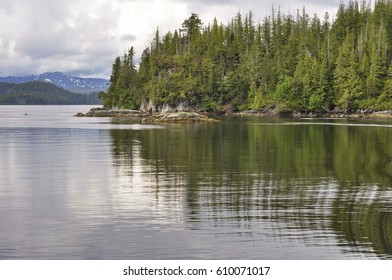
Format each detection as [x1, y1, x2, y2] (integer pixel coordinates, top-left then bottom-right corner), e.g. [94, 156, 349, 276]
[0, 72, 109, 93]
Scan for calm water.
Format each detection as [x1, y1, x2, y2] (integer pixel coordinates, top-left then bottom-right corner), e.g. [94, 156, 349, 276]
[1, 105, 392, 260]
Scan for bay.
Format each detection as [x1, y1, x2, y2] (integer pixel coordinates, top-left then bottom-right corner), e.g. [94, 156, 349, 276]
[0, 105, 392, 259]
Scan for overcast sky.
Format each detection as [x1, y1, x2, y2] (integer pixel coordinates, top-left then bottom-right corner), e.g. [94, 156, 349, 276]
[0, 0, 341, 79]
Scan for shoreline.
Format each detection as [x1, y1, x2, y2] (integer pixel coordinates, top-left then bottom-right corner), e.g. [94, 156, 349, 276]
[75, 107, 392, 121]
[233, 109, 392, 119]
[74, 107, 218, 123]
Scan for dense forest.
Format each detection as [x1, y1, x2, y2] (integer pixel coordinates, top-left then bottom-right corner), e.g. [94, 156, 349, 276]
[103, 0, 392, 113]
[0, 81, 102, 105]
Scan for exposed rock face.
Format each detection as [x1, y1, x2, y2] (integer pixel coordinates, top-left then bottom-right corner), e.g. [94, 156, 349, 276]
[139, 99, 154, 113]
[142, 111, 218, 123]
[139, 100, 194, 114]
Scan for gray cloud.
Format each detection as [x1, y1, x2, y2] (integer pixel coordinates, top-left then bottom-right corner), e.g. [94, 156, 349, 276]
[0, 0, 341, 78]
[184, 0, 340, 18]
[120, 34, 137, 42]
[0, 0, 120, 77]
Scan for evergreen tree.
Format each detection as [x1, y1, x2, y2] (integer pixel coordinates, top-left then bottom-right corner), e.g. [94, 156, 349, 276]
[104, 56, 121, 108]
[380, 64, 392, 107]
[334, 33, 363, 110]
[366, 40, 386, 99]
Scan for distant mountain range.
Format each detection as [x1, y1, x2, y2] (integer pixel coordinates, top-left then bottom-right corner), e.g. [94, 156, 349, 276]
[0, 81, 102, 105]
[0, 72, 109, 93]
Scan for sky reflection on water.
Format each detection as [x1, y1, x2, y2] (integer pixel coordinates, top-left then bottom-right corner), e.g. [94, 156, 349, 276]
[0, 106, 392, 259]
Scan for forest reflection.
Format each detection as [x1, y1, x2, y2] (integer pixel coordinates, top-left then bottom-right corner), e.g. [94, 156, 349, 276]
[109, 117, 392, 258]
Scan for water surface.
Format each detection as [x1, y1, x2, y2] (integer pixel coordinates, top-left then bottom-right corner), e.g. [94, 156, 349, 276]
[1, 106, 392, 259]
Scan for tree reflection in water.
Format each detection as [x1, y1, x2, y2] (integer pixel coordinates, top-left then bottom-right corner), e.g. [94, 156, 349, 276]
[110, 118, 392, 259]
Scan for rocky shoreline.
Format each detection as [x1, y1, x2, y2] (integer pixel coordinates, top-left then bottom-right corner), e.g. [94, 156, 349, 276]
[74, 107, 149, 118]
[234, 108, 392, 119]
[74, 107, 217, 123]
[141, 111, 218, 123]
[75, 107, 392, 122]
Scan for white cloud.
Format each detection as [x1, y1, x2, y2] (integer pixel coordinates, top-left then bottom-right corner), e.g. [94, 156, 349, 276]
[0, 0, 341, 78]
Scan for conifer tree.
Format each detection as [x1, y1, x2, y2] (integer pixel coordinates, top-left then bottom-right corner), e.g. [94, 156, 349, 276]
[381, 64, 392, 105]
[334, 33, 363, 110]
[366, 40, 386, 99]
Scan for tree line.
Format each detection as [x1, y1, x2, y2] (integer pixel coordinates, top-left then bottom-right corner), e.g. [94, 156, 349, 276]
[103, 0, 392, 113]
[0, 81, 102, 105]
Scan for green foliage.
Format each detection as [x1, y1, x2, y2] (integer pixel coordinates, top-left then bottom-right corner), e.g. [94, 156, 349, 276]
[105, 1, 392, 112]
[274, 75, 299, 111]
[334, 33, 364, 110]
[104, 47, 139, 109]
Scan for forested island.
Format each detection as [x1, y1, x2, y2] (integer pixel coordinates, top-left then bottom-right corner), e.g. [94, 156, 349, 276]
[101, 0, 392, 115]
[0, 81, 101, 105]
